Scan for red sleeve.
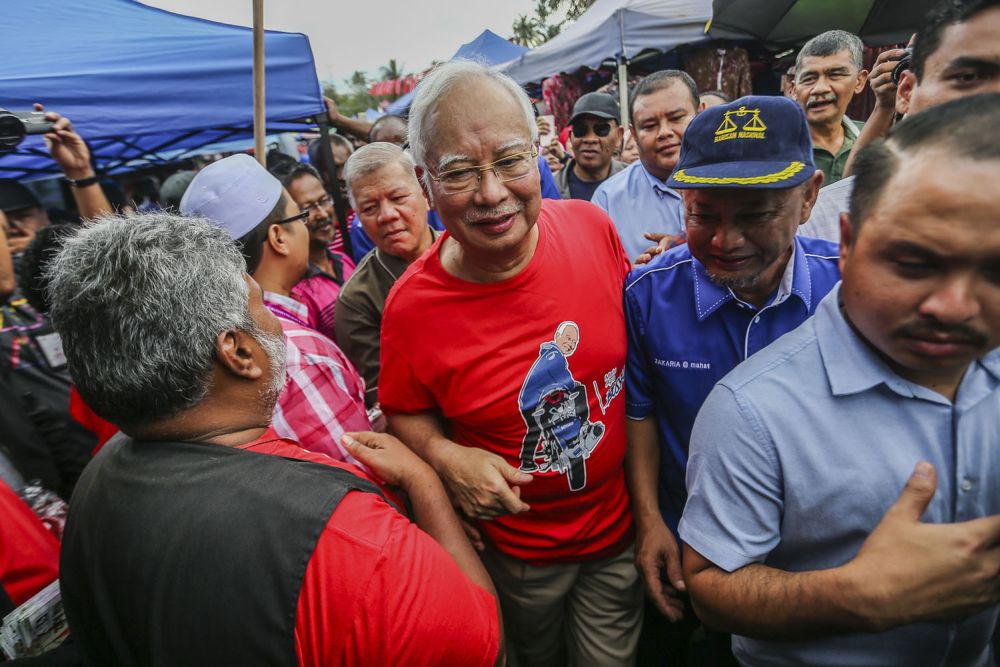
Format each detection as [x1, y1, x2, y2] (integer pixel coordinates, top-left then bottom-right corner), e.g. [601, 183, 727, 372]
[294, 491, 499, 667]
[378, 310, 438, 415]
[0, 480, 60, 607]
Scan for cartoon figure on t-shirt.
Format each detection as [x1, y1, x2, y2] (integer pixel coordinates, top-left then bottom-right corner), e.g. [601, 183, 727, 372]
[517, 321, 605, 491]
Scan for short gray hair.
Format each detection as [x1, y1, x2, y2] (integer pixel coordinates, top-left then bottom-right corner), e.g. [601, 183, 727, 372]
[46, 213, 261, 428]
[408, 60, 538, 175]
[796, 30, 864, 72]
[343, 142, 419, 209]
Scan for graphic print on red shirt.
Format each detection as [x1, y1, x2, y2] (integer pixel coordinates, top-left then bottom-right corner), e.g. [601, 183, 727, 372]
[380, 198, 634, 564]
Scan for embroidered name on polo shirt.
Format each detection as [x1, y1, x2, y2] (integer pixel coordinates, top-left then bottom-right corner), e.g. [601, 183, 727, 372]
[715, 106, 767, 142]
[653, 358, 712, 370]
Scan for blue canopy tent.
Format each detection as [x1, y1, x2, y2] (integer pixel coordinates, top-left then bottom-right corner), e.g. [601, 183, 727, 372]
[385, 30, 529, 116]
[0, 0, 325, 180]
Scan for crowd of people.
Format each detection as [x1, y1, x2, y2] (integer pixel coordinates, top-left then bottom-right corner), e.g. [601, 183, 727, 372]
[0, 0, 998, 665]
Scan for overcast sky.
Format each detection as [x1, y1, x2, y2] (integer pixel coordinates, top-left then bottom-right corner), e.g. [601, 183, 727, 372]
[142, 0, 539, 85]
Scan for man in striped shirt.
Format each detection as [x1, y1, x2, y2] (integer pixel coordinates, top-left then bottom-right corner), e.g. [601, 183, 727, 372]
[181, 154, 370, 463]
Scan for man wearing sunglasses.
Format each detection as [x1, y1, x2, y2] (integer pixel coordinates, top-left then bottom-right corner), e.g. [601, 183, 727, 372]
[554, 92, 626, 200]
[182, 155, 371, 465]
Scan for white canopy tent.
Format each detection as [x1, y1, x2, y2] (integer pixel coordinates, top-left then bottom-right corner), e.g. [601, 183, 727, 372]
[501, 0, 714, 85]
[500, 0, 712, 124]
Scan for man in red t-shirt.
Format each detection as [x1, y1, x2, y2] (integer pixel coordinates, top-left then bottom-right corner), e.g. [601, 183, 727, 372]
[380, 61, 641, 666]
[47, 212, 500, 666]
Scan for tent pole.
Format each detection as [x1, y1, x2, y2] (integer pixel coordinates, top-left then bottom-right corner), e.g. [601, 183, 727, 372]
[252, 0, 266, 166]
[617, 56, 629, 129]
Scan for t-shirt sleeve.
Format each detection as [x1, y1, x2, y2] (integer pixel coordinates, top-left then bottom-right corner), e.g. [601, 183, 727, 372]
[295, 493, 499, 667]
[679, 384, 783, 573]
[624, 282, 655, 421]
[378, 316, 437, 415]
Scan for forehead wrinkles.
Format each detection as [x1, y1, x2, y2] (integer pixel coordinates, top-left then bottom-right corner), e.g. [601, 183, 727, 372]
[424, 79, 529, 163]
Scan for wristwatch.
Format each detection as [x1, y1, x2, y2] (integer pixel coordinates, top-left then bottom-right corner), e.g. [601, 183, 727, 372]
[65, 174, 99, 188]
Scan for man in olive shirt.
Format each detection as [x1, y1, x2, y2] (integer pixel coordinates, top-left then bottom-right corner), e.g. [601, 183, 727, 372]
[793, 30, 868, 184]
[335, 142, 436, 408]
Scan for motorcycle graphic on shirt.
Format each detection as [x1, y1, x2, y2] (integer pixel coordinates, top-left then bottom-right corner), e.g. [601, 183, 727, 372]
[517, 322, 606, 492]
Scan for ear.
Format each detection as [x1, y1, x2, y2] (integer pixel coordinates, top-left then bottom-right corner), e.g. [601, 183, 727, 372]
[854, 69, 870, 95]
[896, 69, 917, 116]
[698, 100, 707, 112]
[838, 211, 854, 273]
[615, 124, 625, 149]
[265, 223, 293, 258]
[215, 329, 266, 381]
[415, 166, 435, 207]
[799, 171, 825, 224]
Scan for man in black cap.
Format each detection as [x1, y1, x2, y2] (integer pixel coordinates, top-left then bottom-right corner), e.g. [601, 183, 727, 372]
[554, 92, 626, 200]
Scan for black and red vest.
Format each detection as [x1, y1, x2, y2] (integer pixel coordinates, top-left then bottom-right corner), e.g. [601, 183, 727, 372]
[60, 436, 392, 666]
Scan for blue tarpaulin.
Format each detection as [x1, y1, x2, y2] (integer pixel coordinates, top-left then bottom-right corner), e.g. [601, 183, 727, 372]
[385, 30, 529, 116]
[0, 0, 325, 179]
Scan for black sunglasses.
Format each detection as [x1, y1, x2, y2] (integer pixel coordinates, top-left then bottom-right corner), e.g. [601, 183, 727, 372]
[571, 120, 613, 138]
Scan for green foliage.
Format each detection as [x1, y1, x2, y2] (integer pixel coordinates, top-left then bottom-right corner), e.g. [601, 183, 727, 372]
[511, 0, 595, 46]
[320, 57, 411, 119]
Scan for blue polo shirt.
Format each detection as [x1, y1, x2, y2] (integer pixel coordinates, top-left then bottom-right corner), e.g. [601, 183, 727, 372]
[592, 160, 685, 262]
[681, 285, 1000, 666]
[624, 236, 840, 535]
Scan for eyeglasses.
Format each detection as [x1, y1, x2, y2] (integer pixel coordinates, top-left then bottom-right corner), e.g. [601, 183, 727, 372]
[571, 120, 613, 138]
[300, 194, 333, 215]
[274, 210, 309, 226]
[428, 148, 538, 195]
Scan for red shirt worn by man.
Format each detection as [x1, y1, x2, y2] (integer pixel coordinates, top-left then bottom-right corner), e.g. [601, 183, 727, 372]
[263, 291, 370, 465]
[380, 199, 633, 563]
[239, 431, 499, 666]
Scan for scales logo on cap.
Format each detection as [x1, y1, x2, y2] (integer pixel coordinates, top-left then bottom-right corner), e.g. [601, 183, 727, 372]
[715, 106, 767, 143]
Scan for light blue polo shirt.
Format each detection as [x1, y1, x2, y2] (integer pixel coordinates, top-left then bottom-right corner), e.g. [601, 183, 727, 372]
[592, 160, 685, 262]
[681, 285, 1000, 666]
[624, 236, 840, 536]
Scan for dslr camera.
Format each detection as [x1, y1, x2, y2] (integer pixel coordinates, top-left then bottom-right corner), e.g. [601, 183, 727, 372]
[0, 109, 54, 153]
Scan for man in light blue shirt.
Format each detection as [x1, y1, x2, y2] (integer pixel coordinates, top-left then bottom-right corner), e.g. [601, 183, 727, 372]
[625, 95, 832, 625]
[682, 93, 1000, 666]
[592, 71, 698, 263]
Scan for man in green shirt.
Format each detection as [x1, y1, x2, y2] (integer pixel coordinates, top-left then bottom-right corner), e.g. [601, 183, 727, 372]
[793, 30, 869, 184]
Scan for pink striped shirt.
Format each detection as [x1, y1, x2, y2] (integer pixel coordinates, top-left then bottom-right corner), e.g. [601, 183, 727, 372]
[264, 291, 370, 464]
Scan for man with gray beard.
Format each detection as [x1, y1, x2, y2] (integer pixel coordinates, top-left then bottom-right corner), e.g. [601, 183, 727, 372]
[52, 213, 502, 666]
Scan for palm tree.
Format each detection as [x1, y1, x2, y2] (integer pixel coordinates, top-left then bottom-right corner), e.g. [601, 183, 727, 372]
[379, 58, 405, 82]
[565, 0, 596, 20]
[512, 14, 544, 47]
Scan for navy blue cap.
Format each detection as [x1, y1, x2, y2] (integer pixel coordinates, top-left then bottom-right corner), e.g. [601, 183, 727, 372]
[668, 95, 815, 189]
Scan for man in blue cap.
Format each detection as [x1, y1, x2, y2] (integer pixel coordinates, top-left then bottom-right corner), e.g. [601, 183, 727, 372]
[623, 96, 839, 633]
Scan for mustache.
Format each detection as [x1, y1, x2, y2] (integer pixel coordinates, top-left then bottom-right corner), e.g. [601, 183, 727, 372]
[894, 321, 989, 348]
[463, 203, 524, 225]
[807, 95, 836, 108]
